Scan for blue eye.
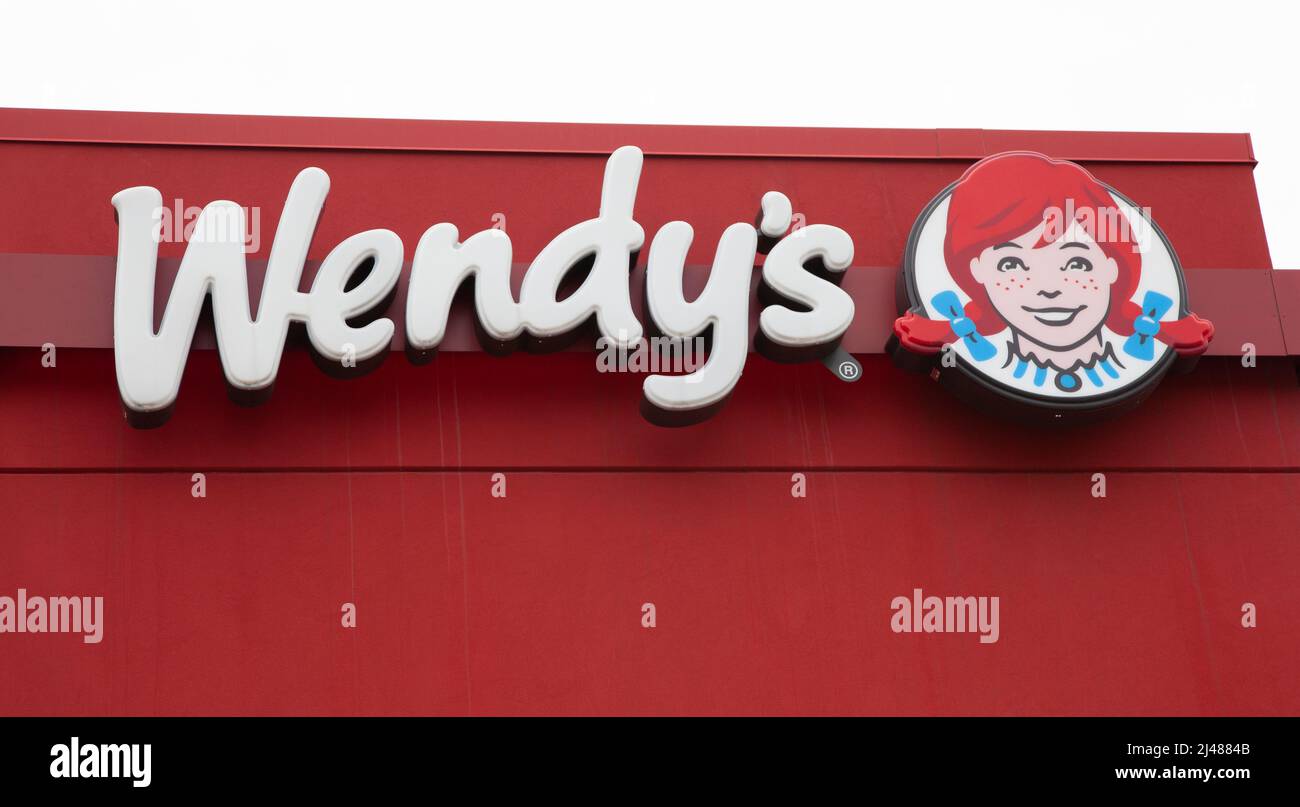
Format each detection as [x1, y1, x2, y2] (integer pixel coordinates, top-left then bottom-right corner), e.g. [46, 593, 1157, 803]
[997, 256, 1027, 272]
[1063, 256, 1093, 272]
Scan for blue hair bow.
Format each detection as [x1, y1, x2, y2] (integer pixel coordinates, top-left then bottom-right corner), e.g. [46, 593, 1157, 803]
[931, 290, 996, 362]
[1123, 291, 1173, 361]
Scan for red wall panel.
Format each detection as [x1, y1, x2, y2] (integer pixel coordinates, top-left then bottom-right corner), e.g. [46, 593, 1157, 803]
[0, 142, 1272, 270]
[0, 470, 1294, 715]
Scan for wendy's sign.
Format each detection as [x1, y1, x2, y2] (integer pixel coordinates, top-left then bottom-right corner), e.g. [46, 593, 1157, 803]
[108, 146, 1215, 429]
[889, 151, 1214, 420]
[110, 146, 856, 428]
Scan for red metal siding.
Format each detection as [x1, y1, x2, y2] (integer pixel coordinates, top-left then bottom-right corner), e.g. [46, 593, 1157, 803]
[0, 110, 1295, 715]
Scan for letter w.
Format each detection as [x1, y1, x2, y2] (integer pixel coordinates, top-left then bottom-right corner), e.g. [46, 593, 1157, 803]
[110, 168, 328, 419]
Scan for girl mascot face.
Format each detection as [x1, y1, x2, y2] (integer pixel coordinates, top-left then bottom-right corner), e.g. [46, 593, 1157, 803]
[966, 210, 1118, 354]
[893, 151, 1214, 407]
[950, 153, 1137, 362]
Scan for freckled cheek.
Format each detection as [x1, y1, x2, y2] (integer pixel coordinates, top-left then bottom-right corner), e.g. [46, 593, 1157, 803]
[1060, 274, 1104, 290]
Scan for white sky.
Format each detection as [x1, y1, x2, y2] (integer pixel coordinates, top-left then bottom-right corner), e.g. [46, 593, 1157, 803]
[4, 0, 1296, 267]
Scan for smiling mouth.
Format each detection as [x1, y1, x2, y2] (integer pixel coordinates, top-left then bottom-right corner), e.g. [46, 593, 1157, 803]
[1021, 305, 1086, 326]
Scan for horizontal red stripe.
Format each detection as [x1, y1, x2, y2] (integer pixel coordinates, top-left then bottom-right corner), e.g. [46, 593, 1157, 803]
[0, 255, 1287, 356]
[1, 352, 1297, 472]
[0, 107, 1258, 163]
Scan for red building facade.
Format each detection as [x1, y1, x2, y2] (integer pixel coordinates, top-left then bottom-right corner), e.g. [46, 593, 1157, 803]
[0, 108, 1296, 714]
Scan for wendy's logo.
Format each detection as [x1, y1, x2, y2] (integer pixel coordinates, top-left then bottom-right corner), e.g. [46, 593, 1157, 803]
[888, 151, 1214, 421]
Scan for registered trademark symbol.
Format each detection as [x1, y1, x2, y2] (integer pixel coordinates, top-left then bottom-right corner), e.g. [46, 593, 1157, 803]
[821, 347, 861, 383]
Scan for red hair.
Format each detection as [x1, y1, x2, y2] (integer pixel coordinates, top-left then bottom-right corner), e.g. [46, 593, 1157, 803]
[895, 151, 1213, 355]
